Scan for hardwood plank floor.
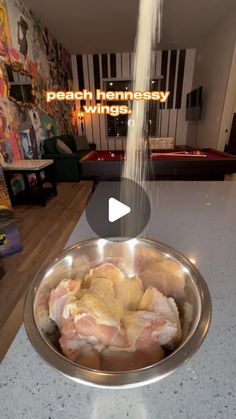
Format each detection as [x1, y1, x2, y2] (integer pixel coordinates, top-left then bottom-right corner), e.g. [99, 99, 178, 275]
[0, 181, 93, 361]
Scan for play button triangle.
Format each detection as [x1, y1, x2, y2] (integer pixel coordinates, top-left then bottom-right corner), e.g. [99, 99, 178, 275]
[85, 178, 151, 241]
[108, 198, 131, 223]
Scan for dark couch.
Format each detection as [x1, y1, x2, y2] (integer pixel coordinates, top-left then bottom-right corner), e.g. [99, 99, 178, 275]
[42, 135, 96, 181]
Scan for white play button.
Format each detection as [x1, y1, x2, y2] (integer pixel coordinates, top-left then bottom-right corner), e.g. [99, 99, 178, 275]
[85, 178, 151, 240]
[108, 198, 131, 223]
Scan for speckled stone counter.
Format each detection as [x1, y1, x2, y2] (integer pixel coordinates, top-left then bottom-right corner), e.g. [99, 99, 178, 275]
[1, 181, 236, 419]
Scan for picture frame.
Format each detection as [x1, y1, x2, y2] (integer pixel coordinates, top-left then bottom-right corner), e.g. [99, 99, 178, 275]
[1, 61, 38, 108]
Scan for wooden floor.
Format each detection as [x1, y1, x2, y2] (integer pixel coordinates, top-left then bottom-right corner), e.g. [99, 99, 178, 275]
[0, 181, 93, 361]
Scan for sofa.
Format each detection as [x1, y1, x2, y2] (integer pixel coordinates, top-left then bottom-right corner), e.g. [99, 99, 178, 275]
[42, 135, 96, 181]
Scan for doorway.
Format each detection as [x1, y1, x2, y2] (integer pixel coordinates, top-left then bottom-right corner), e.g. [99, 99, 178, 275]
[217, 41, 236, 151]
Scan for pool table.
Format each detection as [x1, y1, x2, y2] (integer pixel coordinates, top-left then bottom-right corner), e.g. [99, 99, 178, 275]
[80, 149, 236, 181]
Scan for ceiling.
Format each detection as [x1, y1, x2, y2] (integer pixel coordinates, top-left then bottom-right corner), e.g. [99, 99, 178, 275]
[23, 0, 236, 54]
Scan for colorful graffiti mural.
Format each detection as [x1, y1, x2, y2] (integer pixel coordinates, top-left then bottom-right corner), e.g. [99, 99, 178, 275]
[0, 0, 75, 164]
[0, 97, 22, 161]
[0, 0, 11, 60]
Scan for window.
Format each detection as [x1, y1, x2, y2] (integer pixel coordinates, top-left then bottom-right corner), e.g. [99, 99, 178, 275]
[105, 79, 161, 138]
[105, 80, 131, 137]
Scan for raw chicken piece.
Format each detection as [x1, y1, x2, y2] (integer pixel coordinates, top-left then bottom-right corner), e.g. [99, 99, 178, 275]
[86, 263, 144, 310]
[60, 314, 127, 361]
[84, 263, 124, 293]
[139, 286, 182, 346]
[35, 289, 55, 334]
[76, 277, 123, 323]
[101, 342, 164, 371]
[91, 263, 124, 281]
[59, 335, 84, 362]
[74, 314, 127, 349]
[105, 257, 132, 276]
[134, 246, 164, 273]
[63, 276, 127, 350]
[59, 306, 105, 366]
[59, 311, 86, 362]
[60, 313, 77, 339]
[139, 258, 185, 300]
[116, 275, 144, 310]
[122, 310, 178, 350]
[49, 279, 81, 328]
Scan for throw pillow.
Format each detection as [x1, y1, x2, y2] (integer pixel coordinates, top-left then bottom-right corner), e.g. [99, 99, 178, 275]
[74, 135, 90, 151]
[43, 138, 58, 154]
[56, 139, 73, 154]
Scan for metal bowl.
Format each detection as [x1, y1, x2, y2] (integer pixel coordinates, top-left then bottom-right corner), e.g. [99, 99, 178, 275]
[24, 238, 211, 388]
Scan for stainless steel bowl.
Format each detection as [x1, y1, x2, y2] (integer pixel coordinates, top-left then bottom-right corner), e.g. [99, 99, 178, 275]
[24, 238, 211, 388]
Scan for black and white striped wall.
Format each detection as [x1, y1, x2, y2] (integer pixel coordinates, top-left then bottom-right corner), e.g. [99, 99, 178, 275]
[71, 50, 195, 150]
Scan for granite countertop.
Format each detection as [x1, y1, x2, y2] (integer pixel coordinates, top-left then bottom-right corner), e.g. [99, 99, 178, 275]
[1, 181, 236, 419]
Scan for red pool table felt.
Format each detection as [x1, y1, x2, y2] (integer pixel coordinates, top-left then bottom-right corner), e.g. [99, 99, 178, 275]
[81, 149, 236, 162]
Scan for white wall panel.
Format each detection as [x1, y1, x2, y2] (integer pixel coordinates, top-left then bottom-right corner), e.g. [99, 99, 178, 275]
[87, 55, 101, 149]
[122, 53, 130, 79]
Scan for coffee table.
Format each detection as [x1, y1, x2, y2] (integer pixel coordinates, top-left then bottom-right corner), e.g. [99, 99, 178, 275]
[3, 160, 57, 207]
